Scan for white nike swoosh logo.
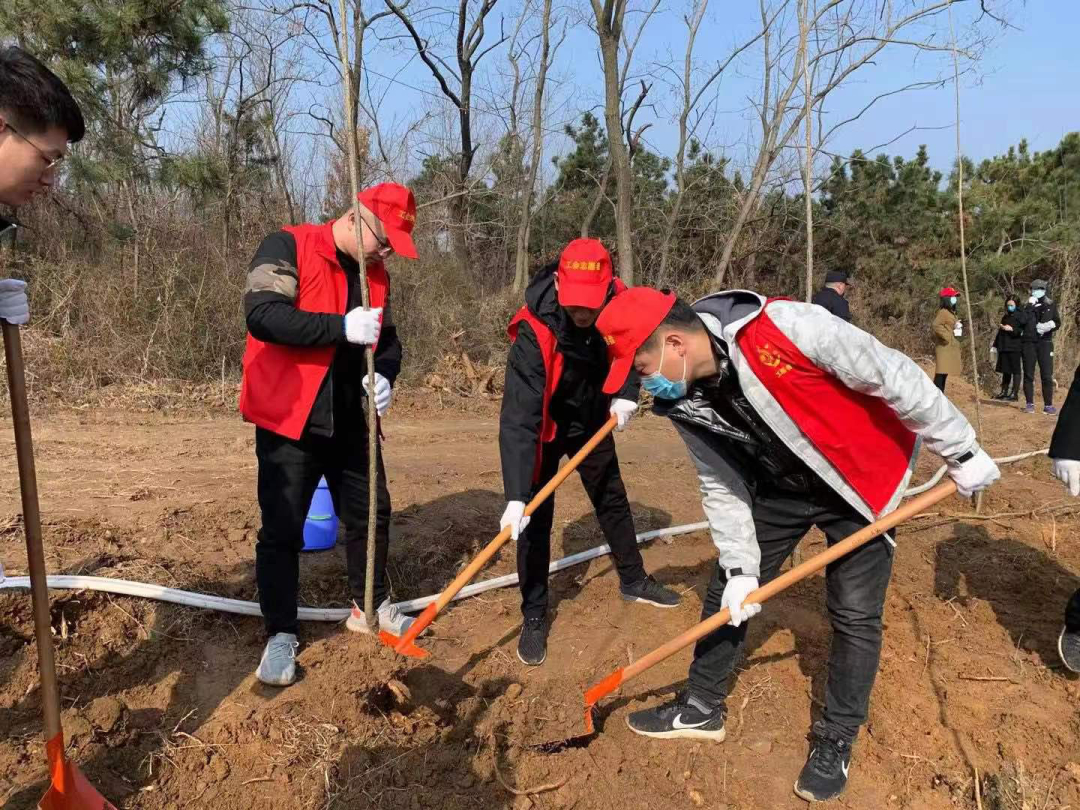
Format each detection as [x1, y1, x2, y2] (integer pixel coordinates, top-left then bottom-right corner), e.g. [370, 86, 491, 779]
[841, 761, 849, 777]
[672, 713, 711, 730]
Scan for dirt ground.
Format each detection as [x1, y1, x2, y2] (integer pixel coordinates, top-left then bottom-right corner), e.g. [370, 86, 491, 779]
[2, 375, 1079, 809]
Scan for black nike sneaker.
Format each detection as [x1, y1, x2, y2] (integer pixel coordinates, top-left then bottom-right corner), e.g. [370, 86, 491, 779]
[626, 692, 726, 741]
[1059, 626, 1080, 673]
[620, 575, 680, 608]
[517, 616, 548, 666]
[794, 724, 852, 802]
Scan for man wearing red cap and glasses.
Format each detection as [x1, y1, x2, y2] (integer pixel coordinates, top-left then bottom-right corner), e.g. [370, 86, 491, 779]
[499, 239, 680, 667]
[595, 287, 1000, 802]
[240, 182, 417, 686]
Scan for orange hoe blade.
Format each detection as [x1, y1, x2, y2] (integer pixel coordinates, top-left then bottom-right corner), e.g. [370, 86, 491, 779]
[391, 416, 620, 659]
[581, 480, 959, 734]
[39, 734, 117, 810]
[4, 323, 117, 809]
[378, 627, 428, 658]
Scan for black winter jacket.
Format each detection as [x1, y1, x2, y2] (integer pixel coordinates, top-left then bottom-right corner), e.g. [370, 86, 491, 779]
[1051, 364, 1080, 460]
[992, 310, 1025, 353]
[811, 287, 852, 322]
[1021, 297, 1061, 343]
[499, 264, 638, 501]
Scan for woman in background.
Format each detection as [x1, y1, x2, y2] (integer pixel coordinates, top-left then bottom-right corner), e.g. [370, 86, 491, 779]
[992, 295, 1025, 401]
[932, 287, 963, 393]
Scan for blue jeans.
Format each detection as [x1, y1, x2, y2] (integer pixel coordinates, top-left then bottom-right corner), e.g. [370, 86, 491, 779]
[687, 488, 894, 742]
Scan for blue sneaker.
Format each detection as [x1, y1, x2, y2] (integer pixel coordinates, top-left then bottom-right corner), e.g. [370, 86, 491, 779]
[1024, 403, 1035, 414]
[1045, 405, 1058, 415]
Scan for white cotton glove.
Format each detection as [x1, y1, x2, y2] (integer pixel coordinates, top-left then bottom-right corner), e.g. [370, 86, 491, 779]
[721, 574, 761, 628]
[500, 500, 530, 541]
[947, 447, 1001, 498]
[609, 398, 638, 431]
[344, 306, 383, 345]
[0, 279, 29, 325]
[361, 372, 392, 416]
[1036, 320, 1056, 336]
[1052, 458, 1080, 497]
[1029, 296, 1038, 305]
[953, 319, 963, 338]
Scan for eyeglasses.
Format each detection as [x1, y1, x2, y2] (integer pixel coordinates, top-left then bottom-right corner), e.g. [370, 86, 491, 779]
[4, 122, 65, 172]
[362, 219, 393, 257]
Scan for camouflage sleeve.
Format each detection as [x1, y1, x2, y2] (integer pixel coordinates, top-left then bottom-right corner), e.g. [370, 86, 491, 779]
[246, 255, 298, 300]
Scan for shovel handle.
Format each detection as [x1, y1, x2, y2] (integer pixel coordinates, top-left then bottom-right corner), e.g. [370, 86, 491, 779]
[3, 322, 62, 741]
[396, 415, 620, 649]
[610, 480, 957, 690]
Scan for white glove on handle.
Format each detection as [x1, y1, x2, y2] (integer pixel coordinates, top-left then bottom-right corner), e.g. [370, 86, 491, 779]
[500, 501, 530, 541]
[0, 279, 29, 325]
[953, 319, 963, 337]
[609, 398, 638, 431]
[361, 373, 392, 416]
[1052, 458, 1080, 497]
[721, 574, 761, 628]
[344, 306, 383, 345]
[947, 448, 1000, 498]
[1036, 320, 1056, 335]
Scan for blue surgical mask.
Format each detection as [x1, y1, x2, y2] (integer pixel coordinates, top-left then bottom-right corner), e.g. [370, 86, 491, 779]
[641, 343, 688, 400]
[1032, 289, 1046, 300]
[1007, 304, 1016, 313]
[949, 296, 957, 306]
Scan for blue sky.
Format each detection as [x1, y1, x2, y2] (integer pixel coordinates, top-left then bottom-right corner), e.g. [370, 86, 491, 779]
[346, 0, 1077, 182]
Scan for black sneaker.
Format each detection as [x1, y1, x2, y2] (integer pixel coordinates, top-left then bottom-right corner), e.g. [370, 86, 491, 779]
[992, 392, 1009, 401]
[517, 617, 548, 666]
[794, 726, 852, 802]
[626, 692, 726, 741]
[1059, 626, 1080, 673]
[621, 575, 680, 608]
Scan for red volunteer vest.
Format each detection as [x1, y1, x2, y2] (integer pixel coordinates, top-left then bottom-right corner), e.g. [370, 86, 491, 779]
[239, 221, 388, 440]
[508, 308, 564, 480]
[507, 279, 626, 480]
[735, 301, 917, 515]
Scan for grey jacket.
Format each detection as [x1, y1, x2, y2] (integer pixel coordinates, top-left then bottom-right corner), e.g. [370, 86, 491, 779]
[659, 291, 979, 577]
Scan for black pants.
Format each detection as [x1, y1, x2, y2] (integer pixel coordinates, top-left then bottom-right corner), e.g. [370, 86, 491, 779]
[1022, 341, 1054, 406]
[1066, 588, 1080, 632]
[255, 425, 391, 637]
[518, 431, 646, 619]
[934, 373, 947, 392]
[687, 488, 894, 743]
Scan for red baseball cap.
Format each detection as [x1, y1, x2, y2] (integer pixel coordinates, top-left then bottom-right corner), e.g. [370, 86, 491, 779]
[357, 182, 418, 259]
[556, 238, 613, 309]
[939, 287, 960, 297]
[596, 286, 677, 394]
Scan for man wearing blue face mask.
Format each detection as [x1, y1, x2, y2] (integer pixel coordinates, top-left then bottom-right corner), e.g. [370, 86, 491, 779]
[1021, 279, 1060, 414]
[498, 239, 680, 667]
[596, 286, 1000, 803]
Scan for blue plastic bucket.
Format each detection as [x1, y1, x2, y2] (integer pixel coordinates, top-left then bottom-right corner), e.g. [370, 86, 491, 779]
[302, 477, 338, 552]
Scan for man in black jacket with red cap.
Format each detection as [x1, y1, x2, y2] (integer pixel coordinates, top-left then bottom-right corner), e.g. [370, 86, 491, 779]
[499, 238, 680, 667]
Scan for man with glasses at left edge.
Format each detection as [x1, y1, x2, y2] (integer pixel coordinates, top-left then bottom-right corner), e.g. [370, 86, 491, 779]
[0, 46, 85, 326]
[240, 181, 420, 686]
